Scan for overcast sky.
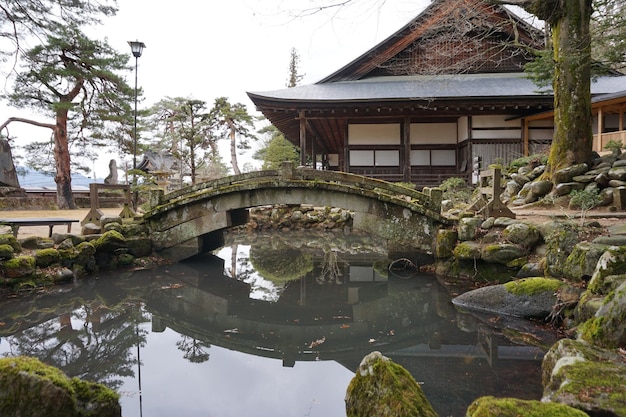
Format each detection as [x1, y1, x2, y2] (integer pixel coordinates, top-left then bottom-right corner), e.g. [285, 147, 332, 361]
[0, 0, 432, 178]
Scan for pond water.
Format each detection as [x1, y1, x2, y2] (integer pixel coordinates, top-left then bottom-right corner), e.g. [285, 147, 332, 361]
[0, 230, 551, 417]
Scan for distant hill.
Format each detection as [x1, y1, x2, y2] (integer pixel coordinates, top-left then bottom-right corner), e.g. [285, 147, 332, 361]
[16, 167, 105, 189]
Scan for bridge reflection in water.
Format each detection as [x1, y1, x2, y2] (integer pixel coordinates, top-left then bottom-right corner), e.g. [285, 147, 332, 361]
[0, 231, 552, 417]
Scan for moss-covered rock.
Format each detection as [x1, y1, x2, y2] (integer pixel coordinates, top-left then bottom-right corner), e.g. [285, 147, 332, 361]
[0, 243, 15, 260]
[540, 221, 579, 278]
[126, 237, 152, 258]
[453, 241, 482, 260]
[578, 280, 626, 348]
[19, 236, 55, 250]
[503, 277, 564, 296]
[458, 217, 483, 241]
[92, 230, 126, 253]
[0, 356, 121, 417]
[577, 247, 626, 321]
[453, 278, 562, 319]
[345, 351, 437, 417]
[34, 248, 61, 267]
[120, 222, 149, 237]
[103, 222, 123, 233]
[562, 242, 609, 282]
[502, 222, 541, 248]
[466, 396, 588, 417]
[542, 339, 626, 416]
[0, 233, 21, 252]
[586, 247, 626, 295]
[481, 243, 526, 264]
[1, 255, 36, 278]
[433, 229, 458, 259]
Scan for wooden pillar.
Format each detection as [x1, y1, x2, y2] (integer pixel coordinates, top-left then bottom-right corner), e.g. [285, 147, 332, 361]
[522, 118, 529, 156]
[403, 116, 411, 182]
[343, 120, 349, 172]
[299, 110, 306, 166]
[597, 106, 604, 152]
[311, 137, 316, 169]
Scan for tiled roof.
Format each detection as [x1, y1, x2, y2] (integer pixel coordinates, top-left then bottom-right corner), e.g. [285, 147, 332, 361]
[249, 73, 626, 103]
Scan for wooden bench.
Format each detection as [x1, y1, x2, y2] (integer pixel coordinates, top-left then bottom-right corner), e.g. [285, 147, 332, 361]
[0, 218, 79, 237]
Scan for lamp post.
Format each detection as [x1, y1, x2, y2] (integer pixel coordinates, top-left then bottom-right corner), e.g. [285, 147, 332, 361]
[128, 40, 145, 207]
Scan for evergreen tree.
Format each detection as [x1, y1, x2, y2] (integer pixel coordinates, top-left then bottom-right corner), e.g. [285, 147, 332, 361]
[149, 97, 216, 184]
[209, 97, 257, 175]
[286, 47, 305, 87]
[1, 24, 134, 208]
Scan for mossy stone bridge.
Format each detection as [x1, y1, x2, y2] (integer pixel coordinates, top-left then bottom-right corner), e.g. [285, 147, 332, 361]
[143, 163, 448, 261]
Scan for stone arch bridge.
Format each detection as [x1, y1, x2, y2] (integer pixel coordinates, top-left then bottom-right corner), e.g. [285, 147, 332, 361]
[143, 163, 448, 261]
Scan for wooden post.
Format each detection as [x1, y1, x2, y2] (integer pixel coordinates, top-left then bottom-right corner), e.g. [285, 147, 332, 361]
[467, 168, 515, 218]
[403, 116, 412, 182]
[299, 110, 307, 166]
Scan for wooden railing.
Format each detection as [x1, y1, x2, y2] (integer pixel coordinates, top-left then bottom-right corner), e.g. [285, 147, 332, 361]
[595, 130, 626, 151]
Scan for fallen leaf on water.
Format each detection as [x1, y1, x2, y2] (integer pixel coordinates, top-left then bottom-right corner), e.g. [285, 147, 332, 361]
[340, 324, 350, 329]
[160, 283, 183, 290]
[224, 328, 239, 334]
[368, 338, 376, 344]
[309, 336, 326, 348]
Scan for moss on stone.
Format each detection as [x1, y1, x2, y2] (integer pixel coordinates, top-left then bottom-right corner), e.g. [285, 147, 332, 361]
[92, 230, 126, 252]
[467, 396, 587, 417]
[1, 255, 36, 278]
[453, 241, 482, 260]
[345, 352, 437, 417]
[548, 357, 626, 415]
[0, 243, 15, 260]
[0, 233, 21, 252]
[0, 356, 120, 417]
[34, 248, 61, 267]
[503, 277, 564, 296]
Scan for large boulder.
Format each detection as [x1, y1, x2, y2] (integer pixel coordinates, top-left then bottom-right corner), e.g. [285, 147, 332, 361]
[345, 351, 437, 417]
[481, 243, 526, 264]
[553, 163, 588, 184]
[577, 247, 626, 320]
[578, 279, 626, 348]
[542, 339, 626, 416]
[0, 356, 121, 417]
[562, 242, 610, 282]
[502, 222, 541, 248]
[540, 221, 580, 278]
[452, 277, 563, 319]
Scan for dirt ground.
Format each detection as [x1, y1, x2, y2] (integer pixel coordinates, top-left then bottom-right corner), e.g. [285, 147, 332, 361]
[0, 207, 127, 238]
[1, 205, 625, 239]
[510, 205, 626, 228]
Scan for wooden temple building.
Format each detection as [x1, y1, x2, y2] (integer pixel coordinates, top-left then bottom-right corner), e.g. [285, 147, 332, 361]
[247, 0, 626, 186]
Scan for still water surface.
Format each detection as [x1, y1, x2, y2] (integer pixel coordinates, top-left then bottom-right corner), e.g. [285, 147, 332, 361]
[0, 231, 548, 416]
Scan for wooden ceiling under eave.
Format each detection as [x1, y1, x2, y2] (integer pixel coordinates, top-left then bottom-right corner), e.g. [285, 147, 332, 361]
[255, 96, 553, 155]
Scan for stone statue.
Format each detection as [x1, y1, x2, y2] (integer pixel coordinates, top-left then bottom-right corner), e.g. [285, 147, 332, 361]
[0, 139, 21, 188]
[104, 159, 118, 184]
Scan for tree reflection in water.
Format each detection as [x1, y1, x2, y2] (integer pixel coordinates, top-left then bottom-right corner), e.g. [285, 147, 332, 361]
[1, 301, 148, 390]
[176, 335, 211, 363]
